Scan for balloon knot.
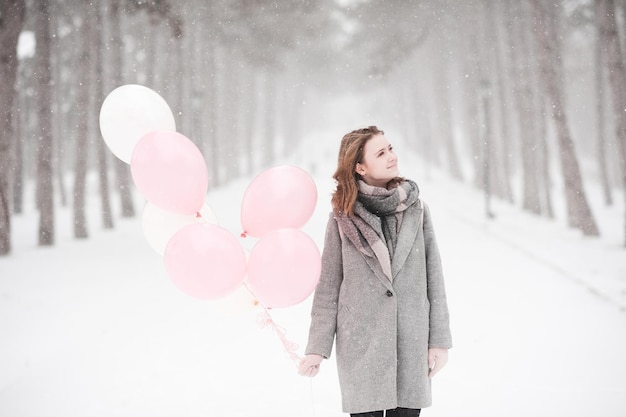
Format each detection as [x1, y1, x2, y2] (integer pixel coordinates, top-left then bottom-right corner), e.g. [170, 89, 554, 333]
[195, 212, 202, 218]
[241, 231, 248, 238]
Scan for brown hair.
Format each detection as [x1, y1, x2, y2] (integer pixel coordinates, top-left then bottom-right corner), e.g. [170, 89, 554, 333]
[331, 126, 402, 216]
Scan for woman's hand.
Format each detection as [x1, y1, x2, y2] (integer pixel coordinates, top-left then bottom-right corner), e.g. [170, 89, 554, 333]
[428, 347, 448, 378]
[298, 354, 324, 377]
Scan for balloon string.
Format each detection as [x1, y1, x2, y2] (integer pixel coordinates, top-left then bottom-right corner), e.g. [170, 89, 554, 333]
[244, 285, 314, 416]
[256, 307, 303, 367]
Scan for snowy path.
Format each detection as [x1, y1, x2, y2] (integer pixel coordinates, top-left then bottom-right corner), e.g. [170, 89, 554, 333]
[1, 139, 625, 416]
[427, 187, 626, 417]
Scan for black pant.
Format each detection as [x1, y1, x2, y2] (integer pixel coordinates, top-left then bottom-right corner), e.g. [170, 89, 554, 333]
[351, 407, 421, 417]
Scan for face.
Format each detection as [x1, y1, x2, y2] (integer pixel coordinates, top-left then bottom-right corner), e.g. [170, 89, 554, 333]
[355, 134, 399, 187]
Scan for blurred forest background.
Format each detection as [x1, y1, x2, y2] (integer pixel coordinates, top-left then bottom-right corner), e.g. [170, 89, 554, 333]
[0, 0, 625, 255]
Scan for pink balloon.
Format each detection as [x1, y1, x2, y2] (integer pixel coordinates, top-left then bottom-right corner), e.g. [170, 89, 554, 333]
[164, 223, 247, 300]
[131, 131, 208, 215]
[246, 229, 321, 308]
[241, 165, 317, 238]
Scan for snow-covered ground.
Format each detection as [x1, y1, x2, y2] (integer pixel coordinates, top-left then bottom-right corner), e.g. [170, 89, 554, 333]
[1, 129, 625, 417]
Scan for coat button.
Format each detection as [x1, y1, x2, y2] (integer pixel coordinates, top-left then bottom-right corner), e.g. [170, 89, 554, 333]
[386, 290, 393, 297]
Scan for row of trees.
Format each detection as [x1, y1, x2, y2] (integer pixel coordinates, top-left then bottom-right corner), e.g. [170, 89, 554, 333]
[0, 0, 339, 254]
[1, 0, 625, 255]
[347, 0, 625, 241]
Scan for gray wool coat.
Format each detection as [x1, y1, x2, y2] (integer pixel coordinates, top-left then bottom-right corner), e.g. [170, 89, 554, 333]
[305, 201, 452, 414]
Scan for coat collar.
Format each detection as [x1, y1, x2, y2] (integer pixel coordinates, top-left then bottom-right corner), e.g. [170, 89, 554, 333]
[391, 202, 422, 278]
[337, 201, 423, 288]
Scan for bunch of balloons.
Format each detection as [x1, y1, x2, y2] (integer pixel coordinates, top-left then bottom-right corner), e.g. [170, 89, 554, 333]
[99, 84, 320, 309]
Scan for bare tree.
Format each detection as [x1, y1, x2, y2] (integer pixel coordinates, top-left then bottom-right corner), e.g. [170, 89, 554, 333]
[433, 21, 463, 181]
[476, 1, 497, 215]
[491, 0, 515, 203]
[596, 0, 626, 245]
[108, 0, 135, 218]
[260, 71, 277, 168]
[0, 0, 26, 255]
[203, 34, 222, 186]
[530, 3, 555, 219]
[594, 5, 613, 206]
[50, 6, 67, 209]
[241, 63, 258, 176]
[73, 3, 94, 239]
[221, 50, 243, 179]
[621, 0, 626, 56]
[529, 0, 599, 236]
[509, 1, 542, 215]
[95, 1, 113, 229]
[459, 4, 483, 188]
[12, 43, 34, 216]
[34, 0, 55, 245]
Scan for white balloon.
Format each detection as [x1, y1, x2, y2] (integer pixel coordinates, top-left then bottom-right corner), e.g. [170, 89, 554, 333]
[99, 84, 176, 163]
[209, 285, 259, 317]
[142, 202, 218, 255]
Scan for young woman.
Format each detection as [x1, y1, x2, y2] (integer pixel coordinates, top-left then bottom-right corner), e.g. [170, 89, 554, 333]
[298, 126, 452, 417]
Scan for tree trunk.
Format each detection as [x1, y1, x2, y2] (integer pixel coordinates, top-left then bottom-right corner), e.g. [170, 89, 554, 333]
[35, 0, 55, 245]
[596, 0, 626, 245]
[13, 54, 29, 215]
[460, 4, 482, 188]
[73, 4, 93, 239]
[536, 100, 554, 218]
[477, 0, 499, 210]
[204, 37, 221, 187]
[144, 13, 157, 88]
[13, 92, 23, 215]
[491, 0, 515, 203]
[177, 27, 190, 136]
[262, 70, 277, 168]
[110, 0, 135, 217]
[529, 0, 599, 236]
[243, 68, 257, 176]
[594, 8, 613, 206]
[480, 82, 495, 218]
[51, 13, 67, 208]
[528, 1, 554, 219]
[509, 1, 541, 215]
[434, 24, 463, 181]
[95, 0, 113, 229]
[621, 0, 626, 58]
[222, 53, 240, 179]
[280, 69, 304, 164]
[187, 9, 201, 146]
[0, 0, 26, 255]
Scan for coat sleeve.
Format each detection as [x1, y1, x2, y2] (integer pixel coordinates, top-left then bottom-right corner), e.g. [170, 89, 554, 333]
[304, 214, 343, 359]
[423, 203, 453, 349]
